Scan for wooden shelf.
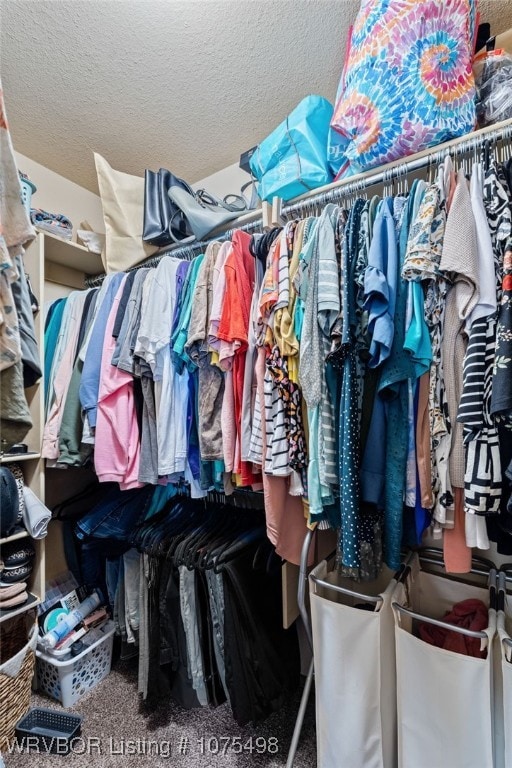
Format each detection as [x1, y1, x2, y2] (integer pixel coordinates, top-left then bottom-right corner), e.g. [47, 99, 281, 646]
[1, 452, 41, 464]
[0, 529, 30, 545]
[2, 235, 47, 624]
[38, 229, 103, 275]
[0, 592, 40, 623]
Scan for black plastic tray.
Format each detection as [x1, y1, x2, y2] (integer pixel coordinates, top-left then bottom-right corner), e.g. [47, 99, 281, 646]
[15, 707, 82, 754]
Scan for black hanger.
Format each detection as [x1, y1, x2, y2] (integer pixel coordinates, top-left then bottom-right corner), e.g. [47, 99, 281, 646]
[53, 481, 106, 521]
[212, 525, 267, 573]
[194, 510, 247, 570]
[130, 494, 183, 550]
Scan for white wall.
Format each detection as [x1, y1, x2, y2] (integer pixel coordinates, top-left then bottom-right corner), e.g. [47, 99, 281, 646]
[15, 151, 105, 237]
[193, 162, 253, 204]
[44, 281, 75, 304]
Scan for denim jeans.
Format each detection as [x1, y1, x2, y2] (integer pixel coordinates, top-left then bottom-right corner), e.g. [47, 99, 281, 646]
[105, 557, 121, 610]
[78, 536, 128, 607]
[75, 485, 154, 541]
[114, 561, 127, 641]
[106, 557, 121, 632]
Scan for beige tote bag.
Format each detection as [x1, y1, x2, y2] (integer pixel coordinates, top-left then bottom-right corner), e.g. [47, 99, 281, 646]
[94, 153, 158, 273]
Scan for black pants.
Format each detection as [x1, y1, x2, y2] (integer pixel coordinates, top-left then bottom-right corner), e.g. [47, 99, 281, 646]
[221, 541, 300, 725]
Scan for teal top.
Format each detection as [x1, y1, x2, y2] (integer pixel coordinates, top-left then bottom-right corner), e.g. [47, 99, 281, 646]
[171, 254, 204, 373]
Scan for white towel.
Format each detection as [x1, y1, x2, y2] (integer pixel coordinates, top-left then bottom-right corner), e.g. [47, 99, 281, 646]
[22, 486, 51, 539]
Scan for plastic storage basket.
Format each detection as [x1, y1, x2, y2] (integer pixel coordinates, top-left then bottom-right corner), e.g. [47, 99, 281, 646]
[35, 621, 115, 708]
[15, 707, 82, 754]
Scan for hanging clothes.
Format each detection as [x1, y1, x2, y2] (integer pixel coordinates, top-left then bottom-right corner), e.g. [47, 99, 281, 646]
[43, 144, 512, 571]
[0, 83, 39, 451]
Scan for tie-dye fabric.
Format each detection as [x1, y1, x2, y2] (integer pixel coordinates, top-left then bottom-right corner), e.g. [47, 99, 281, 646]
[331, 0, 477, 178]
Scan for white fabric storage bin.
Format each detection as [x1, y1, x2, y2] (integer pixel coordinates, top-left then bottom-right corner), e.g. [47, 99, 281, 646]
[392, 554, 496, 768]
[496, 569, 512, 768]
[495, 631, 512, 768]
[501, 646, 512, 768]
[309, 559, 400, 768]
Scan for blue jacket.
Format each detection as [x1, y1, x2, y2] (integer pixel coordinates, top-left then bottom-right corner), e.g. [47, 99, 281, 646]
[79, 272, 125, 428]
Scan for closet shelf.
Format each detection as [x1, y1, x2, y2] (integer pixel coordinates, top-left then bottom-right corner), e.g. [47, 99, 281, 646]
[0, 452, 41, 464]
[0, 592, 40, 623]
[39, 229, 103, 275]
[0, 529, 30, 545]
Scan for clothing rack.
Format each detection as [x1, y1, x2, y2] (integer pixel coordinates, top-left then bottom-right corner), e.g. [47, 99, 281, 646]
[85, 117, 512, 288]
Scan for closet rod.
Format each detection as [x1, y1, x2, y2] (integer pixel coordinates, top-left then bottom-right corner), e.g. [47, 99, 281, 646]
[85, 116, 512, 288]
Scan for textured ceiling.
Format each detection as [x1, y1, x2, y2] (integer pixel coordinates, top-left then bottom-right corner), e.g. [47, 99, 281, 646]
[3, 0, 512, 193]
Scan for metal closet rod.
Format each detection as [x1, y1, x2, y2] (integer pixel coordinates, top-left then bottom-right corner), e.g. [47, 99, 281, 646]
[85, 117, 512, 289]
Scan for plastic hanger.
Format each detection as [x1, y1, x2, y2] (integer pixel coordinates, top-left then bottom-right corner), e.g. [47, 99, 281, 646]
[52, 482, 104, 520]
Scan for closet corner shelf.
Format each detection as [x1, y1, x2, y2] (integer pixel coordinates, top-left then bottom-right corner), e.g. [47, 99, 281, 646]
[0, 529, 30, 545]
[0, 592, 40, 623]
[38, 230, 103, 275]
[0, 452, 41, 464]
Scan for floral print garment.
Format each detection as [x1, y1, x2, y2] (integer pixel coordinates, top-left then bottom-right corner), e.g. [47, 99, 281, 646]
[483, 160, 512, 296]
[492, 239, 512, 419]
[265, 344, 307, 475]
[402, 179, 452, 525]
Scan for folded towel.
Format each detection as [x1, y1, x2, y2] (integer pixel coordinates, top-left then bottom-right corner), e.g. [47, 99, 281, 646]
[0, 590, 28, 609]
[22, 486, 51, 539]
[0, 581, 27, 600]
[30, 208, 73, 240]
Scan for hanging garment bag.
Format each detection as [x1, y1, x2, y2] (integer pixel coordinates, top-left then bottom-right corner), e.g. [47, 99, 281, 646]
[392, 550, 496, 768]
[309, 557, 404, 768]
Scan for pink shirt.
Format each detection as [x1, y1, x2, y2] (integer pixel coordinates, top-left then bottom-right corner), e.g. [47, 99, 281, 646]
[94, 278, 141, 490]
[208, 242, 234, 369]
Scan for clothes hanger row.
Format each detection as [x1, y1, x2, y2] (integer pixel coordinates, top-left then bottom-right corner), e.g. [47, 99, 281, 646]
[128, 493, 268, 570]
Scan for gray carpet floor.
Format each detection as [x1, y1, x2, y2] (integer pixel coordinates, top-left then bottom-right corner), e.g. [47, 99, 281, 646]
[4, 658, 316, 767]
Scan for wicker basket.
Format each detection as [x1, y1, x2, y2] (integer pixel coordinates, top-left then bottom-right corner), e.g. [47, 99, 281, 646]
[0, 613, 35, 665]
[0, 622, 37, 751]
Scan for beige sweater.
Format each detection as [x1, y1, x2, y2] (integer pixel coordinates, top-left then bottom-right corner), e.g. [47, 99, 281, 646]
[440, 170, 480, 489]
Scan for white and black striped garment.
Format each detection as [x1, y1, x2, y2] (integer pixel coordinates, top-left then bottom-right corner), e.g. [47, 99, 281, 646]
[263, 366, 290, 477]
[457, 316, 488, 429]
[247, 386, 264, 466]
[483, 160, 511, 295]
[458, 315, 501, 514]
[247, 350, 264, 467]
[464, 429, 501, 514]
